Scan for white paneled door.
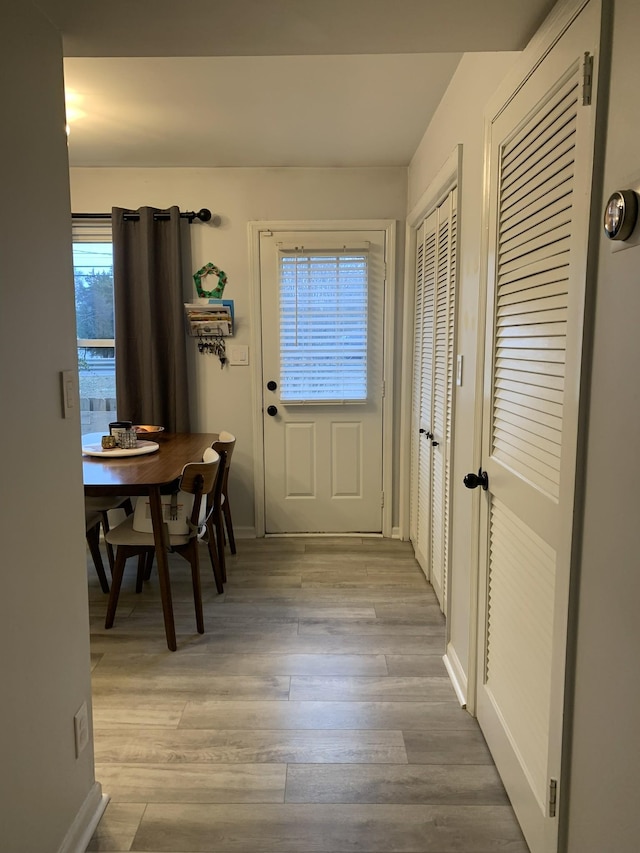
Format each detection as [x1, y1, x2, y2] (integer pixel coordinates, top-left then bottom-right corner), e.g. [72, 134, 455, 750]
[260, 229, 386, 533]
[475, 3, 602, 852]
[410, 189, 457, 611]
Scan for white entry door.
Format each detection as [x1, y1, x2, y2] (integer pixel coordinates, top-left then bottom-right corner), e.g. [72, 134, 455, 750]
[475, 3, 601, 852]
[259, 228, 387, 534]
[410, 189, 457, 611]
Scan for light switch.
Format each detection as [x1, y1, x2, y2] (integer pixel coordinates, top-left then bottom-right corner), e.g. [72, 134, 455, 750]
[61, 370, 77, 418]
[228, 345, 249, 366]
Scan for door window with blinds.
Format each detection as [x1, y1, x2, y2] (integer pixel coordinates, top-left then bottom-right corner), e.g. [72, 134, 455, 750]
[278, 249, 369, 403]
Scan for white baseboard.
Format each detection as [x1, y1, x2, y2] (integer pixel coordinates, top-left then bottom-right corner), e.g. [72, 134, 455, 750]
[443, 642, 468, 709]
[57, 782, 109, 853]
[391, 526, 400, 539]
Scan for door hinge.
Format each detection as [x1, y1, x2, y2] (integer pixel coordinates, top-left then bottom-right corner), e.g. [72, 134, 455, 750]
[381, 380, 386, 398]
[582, 52, 593, 106]
[548, 778, 558, 818]
[381, 491, 385, 507]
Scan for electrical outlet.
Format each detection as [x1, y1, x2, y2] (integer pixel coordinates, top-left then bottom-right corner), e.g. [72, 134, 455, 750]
[73, 701, 89, 757]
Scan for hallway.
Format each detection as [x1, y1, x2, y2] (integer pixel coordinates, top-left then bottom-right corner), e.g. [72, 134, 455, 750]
[87, 537, 529, 852]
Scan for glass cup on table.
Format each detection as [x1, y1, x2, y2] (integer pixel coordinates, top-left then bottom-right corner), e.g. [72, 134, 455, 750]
[117, 428, 138, 449]
[109, 420, 133, 445]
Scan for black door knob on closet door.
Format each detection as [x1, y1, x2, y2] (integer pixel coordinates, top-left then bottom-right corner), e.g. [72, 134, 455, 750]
[463, 469, 489, 490]
[267, 405, 278, 417]
[267, 380, 277, 391]
[419, 429, 434, 439]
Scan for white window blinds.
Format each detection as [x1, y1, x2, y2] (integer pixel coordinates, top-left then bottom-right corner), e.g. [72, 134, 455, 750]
[278, 250, 369, 402]
[71, 220, 113, 244]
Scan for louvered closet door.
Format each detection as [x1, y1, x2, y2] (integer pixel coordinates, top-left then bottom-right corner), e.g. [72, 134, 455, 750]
[411, 214, 436, 566]
[430, 191, 457, 610]
[409, 219, 425, 546]
[476, 4, 601, 852]
[410, 193, 456, 612]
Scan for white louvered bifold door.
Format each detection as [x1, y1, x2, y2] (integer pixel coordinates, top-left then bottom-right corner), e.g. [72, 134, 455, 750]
[410, 192, 457, 612]
[475, 4, 601, 852]
[410, 219, 427, 545]
[411, 213, 436, 567]
[430, 190, 457, 610]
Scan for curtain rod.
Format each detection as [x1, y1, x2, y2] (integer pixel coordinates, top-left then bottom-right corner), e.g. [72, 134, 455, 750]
[72, 208, 213, 224]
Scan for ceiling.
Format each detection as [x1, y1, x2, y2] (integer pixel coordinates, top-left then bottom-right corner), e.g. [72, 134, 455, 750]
[35, 0, 557, 168]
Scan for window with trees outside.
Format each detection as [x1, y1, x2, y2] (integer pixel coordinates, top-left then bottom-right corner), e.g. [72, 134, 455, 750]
[72, 223, 116, 434]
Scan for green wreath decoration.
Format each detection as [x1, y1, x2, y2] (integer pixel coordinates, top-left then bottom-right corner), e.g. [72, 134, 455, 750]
[193, 262, 228, 299]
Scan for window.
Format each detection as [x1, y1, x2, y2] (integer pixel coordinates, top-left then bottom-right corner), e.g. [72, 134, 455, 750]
[72, 222, 116, 434]
[279, 250, 368, 402]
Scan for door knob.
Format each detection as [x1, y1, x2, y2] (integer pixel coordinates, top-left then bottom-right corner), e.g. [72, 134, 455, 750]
[267, 405, 278, 417]
[431, 440, 439, 447]
[267, 380, 277, 391]
[463, 468, 489, 490]
[419, 429, 434, 439]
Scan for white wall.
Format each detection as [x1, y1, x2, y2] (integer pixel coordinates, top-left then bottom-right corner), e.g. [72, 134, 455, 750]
[406, 52, 518, 689]
[69, 166, 407, 533]
[0, 3, 99, 851]
[565, 0, 640, 849]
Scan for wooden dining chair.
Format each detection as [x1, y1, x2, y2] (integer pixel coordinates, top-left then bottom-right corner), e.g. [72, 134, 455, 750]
[84, 495, 134, 571]
[210, 431, 236, 577]
[203, 431, 236, 583]
[103, 455, 221, 648]
[85, 510, 111, 593]
[202, 446, 227, 593]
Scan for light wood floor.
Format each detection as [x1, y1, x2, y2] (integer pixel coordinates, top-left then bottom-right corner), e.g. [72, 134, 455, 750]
[87, 536, 529, 852]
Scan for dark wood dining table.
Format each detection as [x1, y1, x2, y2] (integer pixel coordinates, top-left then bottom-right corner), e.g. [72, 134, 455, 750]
[83, 432, 217, 651]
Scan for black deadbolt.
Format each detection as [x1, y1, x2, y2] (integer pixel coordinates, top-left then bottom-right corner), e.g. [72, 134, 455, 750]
[267, 405, 278, 417]
[267, 380, 277, 391]
[463, 469, 489, 491]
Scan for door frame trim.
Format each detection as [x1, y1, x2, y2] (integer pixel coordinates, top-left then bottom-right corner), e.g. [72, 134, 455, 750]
[248, 219, 397, 538]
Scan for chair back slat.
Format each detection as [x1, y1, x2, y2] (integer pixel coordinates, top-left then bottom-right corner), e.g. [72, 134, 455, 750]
[212, 434, 235, 471]
[179, 458, 220, 529]
[179, 459, 219, 495]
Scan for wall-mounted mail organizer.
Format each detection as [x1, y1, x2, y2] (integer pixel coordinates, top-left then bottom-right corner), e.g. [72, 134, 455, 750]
[184, 300, 234, 365]
[184, 300, 234, 337]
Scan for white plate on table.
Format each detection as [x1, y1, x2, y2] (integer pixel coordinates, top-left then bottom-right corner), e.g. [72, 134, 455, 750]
[82, 440, 160, 458]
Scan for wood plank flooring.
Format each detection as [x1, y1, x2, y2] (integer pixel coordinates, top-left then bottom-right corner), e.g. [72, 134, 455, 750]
[87, 536, 529, 852]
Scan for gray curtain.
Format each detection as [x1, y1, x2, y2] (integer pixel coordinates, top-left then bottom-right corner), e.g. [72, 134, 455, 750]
[112, 206, 190, 432]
